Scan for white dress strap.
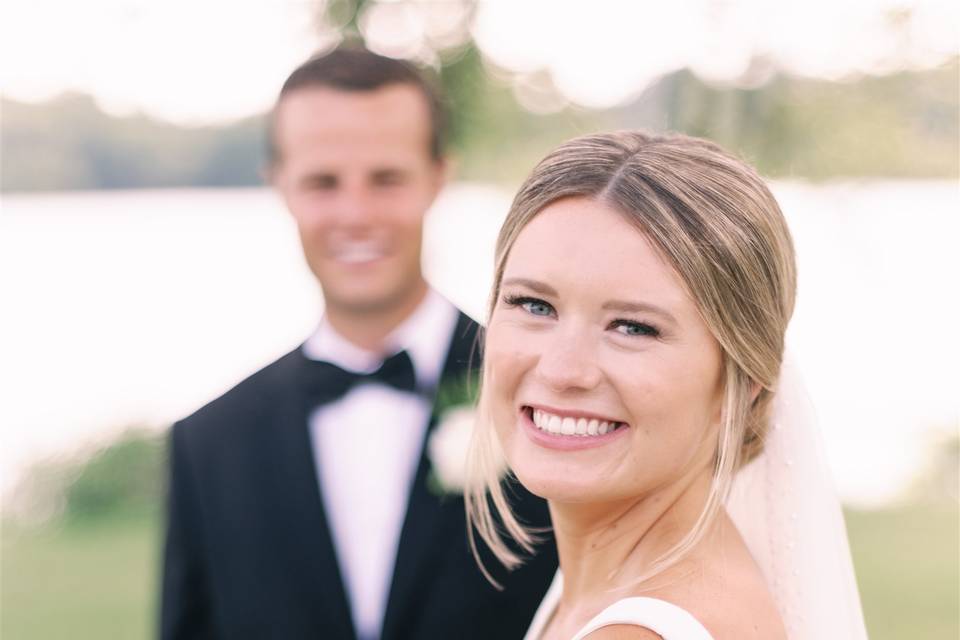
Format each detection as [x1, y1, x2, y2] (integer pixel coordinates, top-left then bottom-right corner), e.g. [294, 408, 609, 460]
[572, 597, 715, 640]
[524, 572, 715, 640]
[524, 571, 563, 640]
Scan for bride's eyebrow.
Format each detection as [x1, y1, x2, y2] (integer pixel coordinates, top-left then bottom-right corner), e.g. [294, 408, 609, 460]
[501, 277, 557, 296]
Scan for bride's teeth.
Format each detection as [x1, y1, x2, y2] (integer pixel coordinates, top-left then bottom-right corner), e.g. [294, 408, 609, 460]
[530, 408, 627, 437]
[548, 415, 562, 434]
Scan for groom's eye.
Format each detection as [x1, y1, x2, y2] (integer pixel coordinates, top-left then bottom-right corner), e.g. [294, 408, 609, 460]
[371, 169, 408, 187]
[304, 174, 338, 191]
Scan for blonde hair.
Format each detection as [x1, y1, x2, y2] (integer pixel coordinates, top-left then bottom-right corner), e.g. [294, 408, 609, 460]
[465, 130, 797, 585]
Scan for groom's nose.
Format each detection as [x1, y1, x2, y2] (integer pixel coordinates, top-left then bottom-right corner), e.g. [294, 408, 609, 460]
[328, 182, 378, 227]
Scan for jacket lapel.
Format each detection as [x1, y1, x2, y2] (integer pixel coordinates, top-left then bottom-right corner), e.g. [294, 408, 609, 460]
[379, 313, 481, 640]
[266, 350, 357, 639]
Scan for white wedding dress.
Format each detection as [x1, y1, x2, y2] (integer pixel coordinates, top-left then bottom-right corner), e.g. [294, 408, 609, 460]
[524, 572, 715, 640]
[522, 355, 869, 640]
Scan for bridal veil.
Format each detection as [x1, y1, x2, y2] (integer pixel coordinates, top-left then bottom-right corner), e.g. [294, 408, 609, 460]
[726, 353, 869, 639]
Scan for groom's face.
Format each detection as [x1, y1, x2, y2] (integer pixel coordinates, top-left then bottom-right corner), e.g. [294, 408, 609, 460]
[270, 84, 445, 318]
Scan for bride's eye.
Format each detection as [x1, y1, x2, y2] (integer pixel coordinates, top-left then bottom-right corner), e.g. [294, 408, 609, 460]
[611, 319, 659, 338]
[503, 294, 555, 318]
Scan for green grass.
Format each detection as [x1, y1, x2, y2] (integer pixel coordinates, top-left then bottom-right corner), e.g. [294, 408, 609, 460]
[2, 512, 161, 640]
[2, 504, 957, 639]
[846, 503, 959, 640]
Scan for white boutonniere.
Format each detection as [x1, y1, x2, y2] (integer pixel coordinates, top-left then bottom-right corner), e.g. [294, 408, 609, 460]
[426, 374, 479, 496]
[427, 406, 477, 496]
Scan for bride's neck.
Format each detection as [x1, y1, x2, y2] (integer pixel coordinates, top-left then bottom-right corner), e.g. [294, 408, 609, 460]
[550, 467, 714, 605]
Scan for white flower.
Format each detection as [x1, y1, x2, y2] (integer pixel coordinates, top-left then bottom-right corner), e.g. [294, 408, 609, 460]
[427, 406, 477, 494]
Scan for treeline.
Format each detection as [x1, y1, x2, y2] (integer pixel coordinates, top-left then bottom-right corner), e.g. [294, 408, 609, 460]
[2, 58, 956, 192]
[2, 94, 265, 192]
[655, 62, 959, 180]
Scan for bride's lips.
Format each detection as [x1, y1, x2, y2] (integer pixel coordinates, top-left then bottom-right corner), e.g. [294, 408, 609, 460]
[519, 405, 630, 451]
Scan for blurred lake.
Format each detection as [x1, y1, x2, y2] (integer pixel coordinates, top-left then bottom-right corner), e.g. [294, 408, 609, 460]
[1, 182, 957, 507]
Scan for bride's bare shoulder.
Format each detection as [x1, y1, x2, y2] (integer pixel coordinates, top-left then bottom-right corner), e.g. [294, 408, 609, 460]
[638, 518, 787, 639]
[695, 586, 785, 639]
[639, 576, 784, 640]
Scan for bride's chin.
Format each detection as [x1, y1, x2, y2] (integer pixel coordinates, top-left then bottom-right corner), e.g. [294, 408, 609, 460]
[504, 442, 609, 503]
[511, 466, 599, 504]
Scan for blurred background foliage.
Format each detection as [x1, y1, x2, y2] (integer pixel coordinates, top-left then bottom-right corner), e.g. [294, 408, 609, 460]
[3, 57, 957, 192]
[1, 95, 265, 191]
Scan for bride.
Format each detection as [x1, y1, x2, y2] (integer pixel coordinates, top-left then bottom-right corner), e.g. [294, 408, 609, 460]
[464, 131, 868, 639]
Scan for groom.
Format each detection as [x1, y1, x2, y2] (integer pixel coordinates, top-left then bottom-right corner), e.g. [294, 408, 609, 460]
[159, 46, 557, 639]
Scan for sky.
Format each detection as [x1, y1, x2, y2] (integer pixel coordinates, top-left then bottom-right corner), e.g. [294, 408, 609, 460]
[2, 0, 957, 124]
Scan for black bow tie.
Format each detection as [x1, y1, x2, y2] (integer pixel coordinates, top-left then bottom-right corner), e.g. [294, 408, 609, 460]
[301, 349, 418, 407]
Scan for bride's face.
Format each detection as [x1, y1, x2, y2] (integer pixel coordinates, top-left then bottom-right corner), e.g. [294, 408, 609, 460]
[486, 196, 725, 504]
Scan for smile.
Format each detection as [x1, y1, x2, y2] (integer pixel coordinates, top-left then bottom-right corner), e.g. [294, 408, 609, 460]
[520, 405, 629, 451]
[330, 240, 388, 264]
[531, 407, 625, 436]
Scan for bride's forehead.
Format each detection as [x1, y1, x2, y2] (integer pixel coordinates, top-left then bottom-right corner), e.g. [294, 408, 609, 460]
[508, 200, 673, 277]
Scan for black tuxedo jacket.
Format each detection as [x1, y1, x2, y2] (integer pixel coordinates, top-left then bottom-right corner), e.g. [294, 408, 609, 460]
[160, 313, 557, 639]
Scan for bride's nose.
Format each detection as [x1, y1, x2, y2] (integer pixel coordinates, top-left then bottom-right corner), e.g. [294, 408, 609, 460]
[534, 327, 602, 392]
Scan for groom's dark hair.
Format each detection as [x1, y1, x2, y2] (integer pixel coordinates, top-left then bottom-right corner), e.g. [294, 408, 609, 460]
[267, 44, 446, 164]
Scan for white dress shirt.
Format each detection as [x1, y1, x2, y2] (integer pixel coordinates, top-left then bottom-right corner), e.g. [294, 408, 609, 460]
[302, 289, 460, 640]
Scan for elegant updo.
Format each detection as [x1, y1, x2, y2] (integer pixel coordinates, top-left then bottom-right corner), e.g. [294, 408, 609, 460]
[466, 130, 797, 582]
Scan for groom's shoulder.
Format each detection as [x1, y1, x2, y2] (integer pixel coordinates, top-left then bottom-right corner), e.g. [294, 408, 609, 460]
[174, 346, 302, 440]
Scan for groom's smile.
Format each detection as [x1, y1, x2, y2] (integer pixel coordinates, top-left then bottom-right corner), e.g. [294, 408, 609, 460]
[327, 238, 390, 266]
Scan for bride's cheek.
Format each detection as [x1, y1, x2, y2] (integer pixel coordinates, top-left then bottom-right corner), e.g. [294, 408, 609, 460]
[487, 322, 536, 373]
